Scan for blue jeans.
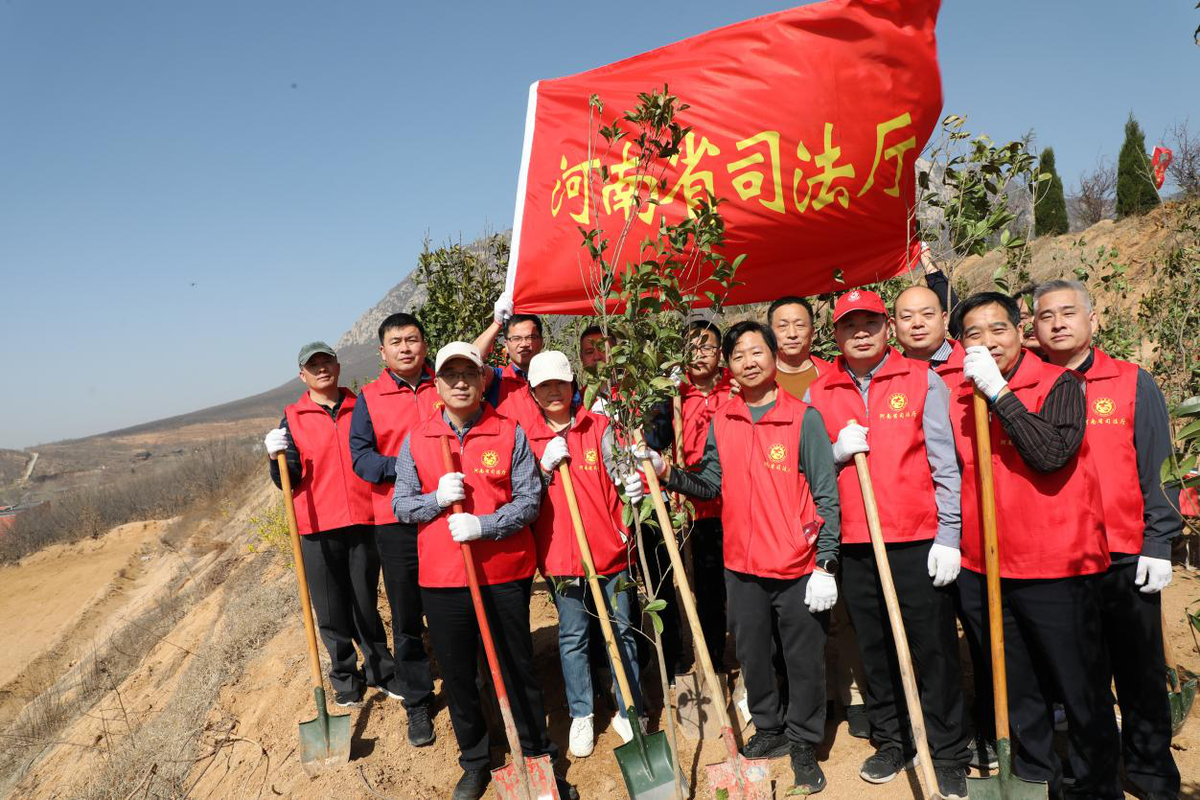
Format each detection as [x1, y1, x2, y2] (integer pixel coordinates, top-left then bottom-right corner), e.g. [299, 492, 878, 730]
[550, 569, 642, 719]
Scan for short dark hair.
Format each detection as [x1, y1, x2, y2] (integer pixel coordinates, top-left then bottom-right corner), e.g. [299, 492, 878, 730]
[687, 319, 722, 340]
[766, 296, 814, 326]
[951, 291, 1021, 335]
[579, 324, 604, 343]
[722, 320, 777, 362]
[378, 312, 426, 344]
[505, 313, 543, 337]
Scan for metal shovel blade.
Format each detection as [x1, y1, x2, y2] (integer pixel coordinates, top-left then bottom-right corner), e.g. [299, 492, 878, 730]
[966, 738, 1047, 799]
[704, 754, 773, 799]
[298, 687, 352, 776]
[489, 754, 560, 800]
[1168, 667, 1196, 735]
[613, 717, 677, 800]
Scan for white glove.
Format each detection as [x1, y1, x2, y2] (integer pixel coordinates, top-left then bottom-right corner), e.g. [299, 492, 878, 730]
[436, 472, 466, 508]
[805, 570, 838, 613]
[963, 345, 1008, 401]
[493, 291, 514, 326]
[1134, 555, 1172, 594]
[831, 423, 869, 465]
[927, 543, 961, 587]
[449, 512, 483, 542]
[631, 444, 666, 477]
[264, 428, 290, 457]
[623, 472, 645, 504]
[540, 437, 570, 473]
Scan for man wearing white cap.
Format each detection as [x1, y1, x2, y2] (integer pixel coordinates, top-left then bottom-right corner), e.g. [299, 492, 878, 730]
[392, 342, 572, 800]
[523, 350, 645, 758]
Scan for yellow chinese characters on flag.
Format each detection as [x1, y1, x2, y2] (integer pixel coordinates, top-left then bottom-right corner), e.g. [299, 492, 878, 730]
[505, 0, 943, 313]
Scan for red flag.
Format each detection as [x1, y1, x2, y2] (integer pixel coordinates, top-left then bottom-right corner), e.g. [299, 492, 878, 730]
[505, 0, 943, 314]
[1151, 146, 1173, 190]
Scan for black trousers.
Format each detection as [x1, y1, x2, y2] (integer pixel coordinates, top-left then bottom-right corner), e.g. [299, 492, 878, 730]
[1091, 558, 1180, 796]
[725, 569, 827, 745]
[375, 522, 434, 709]
[422, 578, 555, 771]
[957, 569, 1122, 798]
[636, 518, 685, 675]
[690, 517, 727, 671]
[842, 540, 969, 767]
[298, 525, 396, 698]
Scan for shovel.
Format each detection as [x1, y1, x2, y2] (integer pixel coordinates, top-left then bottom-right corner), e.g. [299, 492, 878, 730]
[440, 436, 559, 800]
[559, 463, 677, 799]
[275, 453, 352, 775]
[639, 444, 773, 799]
[964, 393, 1048, 799]
[848, 420, 944, 799]
[1162, 605, 1196, 735]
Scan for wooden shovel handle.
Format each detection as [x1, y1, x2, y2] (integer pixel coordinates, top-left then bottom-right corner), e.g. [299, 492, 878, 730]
[276, 454, 326, 689]
[973, 392, 1011, 742]
[558, 463, 639, 714]
[848, 421, 940, 797]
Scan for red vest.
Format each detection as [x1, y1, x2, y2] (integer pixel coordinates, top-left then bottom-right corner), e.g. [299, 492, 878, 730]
[525, 411, 631, 577]
[408, 407, 537, 588]
[712, 389, 821, 579]
[284, 389, 375, 535]
[679, 372, 736, 520]
[950, 352, 1110, 579]
[1081, 349, 1143, 554]
[357, 368, 442, 522]
[494, 364, 543, 432]
[933, 339, 966, 385]
[807, 349, 939, 545]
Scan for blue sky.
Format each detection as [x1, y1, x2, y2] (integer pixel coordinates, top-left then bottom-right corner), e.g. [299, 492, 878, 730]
[1, 1, 1196, 449]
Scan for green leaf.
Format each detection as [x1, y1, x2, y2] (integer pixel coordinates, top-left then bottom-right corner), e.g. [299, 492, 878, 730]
[1177, 418, 1200, 441]
[643, 598, 667, 613]
[647, 610, 664, 635]
[1172, 396, 1200, 417]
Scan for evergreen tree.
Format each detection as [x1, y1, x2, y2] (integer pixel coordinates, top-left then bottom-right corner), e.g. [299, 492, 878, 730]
[1034, 147, 1069, 236]
[1116, 113, 1161, 217]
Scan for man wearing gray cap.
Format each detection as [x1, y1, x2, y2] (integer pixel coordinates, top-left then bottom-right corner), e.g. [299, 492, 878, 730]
[265, 342, 401, 707]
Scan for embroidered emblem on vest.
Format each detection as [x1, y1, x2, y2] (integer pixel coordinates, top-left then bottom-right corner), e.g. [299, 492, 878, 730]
[1093, 397, 1114, 416]
[585, 448, 598, 464]
[481, 450, 499, 467]
[888, 392, 908, 411]
[768, 443, 787, 462]
[433, 400, 444, 411]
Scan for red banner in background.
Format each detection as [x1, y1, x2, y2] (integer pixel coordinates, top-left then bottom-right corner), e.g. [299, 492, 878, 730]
[505, 0, 943, 315]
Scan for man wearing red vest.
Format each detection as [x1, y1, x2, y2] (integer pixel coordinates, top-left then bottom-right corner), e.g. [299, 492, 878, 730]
[678, 320, 735, 672]
[523, 350, 645, 758]
[1033, 279, 1181, 798]
[952, 291, 1122, 798]
[264, 342, 397, 708]
[348, 312, 439, 746]
[391, 341, 570, 800]
[472, 291, 544, 431]
[805, 290, 969, 798]
[769, 296, 832, 400]
[646, 320, 841, 794]
[894, 285, 966, 381]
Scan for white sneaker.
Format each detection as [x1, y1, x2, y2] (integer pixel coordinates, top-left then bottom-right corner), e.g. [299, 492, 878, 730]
[569, 716, 594, 757]
[611, 712, 633, 744]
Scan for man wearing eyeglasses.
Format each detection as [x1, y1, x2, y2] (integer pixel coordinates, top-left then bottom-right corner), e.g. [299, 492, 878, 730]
[473, 291, 545, 430]
[392, 341, 574, 800]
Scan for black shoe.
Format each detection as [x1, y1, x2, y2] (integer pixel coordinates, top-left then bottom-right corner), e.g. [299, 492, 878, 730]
[859, 746, 911, 784]
[555, 777, 580, 800]
[407, 704, 435, 747]
[452, 768, 489, 800]
[968, 737, 998, 770]
[845, 704, 870, 739]
[333, 689, 364, 708]
[790, 742, 826, 794]
[934, 765, 967, 800]
[741, 729, 791, 759]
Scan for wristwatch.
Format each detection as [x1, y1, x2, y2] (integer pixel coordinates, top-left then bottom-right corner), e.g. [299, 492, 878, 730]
[816, 557, 839, 575]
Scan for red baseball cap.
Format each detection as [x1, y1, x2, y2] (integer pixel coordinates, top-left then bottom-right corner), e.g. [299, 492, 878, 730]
[832, 289, 887, 323]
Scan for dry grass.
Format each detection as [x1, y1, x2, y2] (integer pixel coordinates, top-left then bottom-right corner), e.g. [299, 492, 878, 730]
[0, 440, 260, 564]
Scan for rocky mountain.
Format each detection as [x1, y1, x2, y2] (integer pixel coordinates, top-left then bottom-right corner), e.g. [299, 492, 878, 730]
[335, 270, 426, 350]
